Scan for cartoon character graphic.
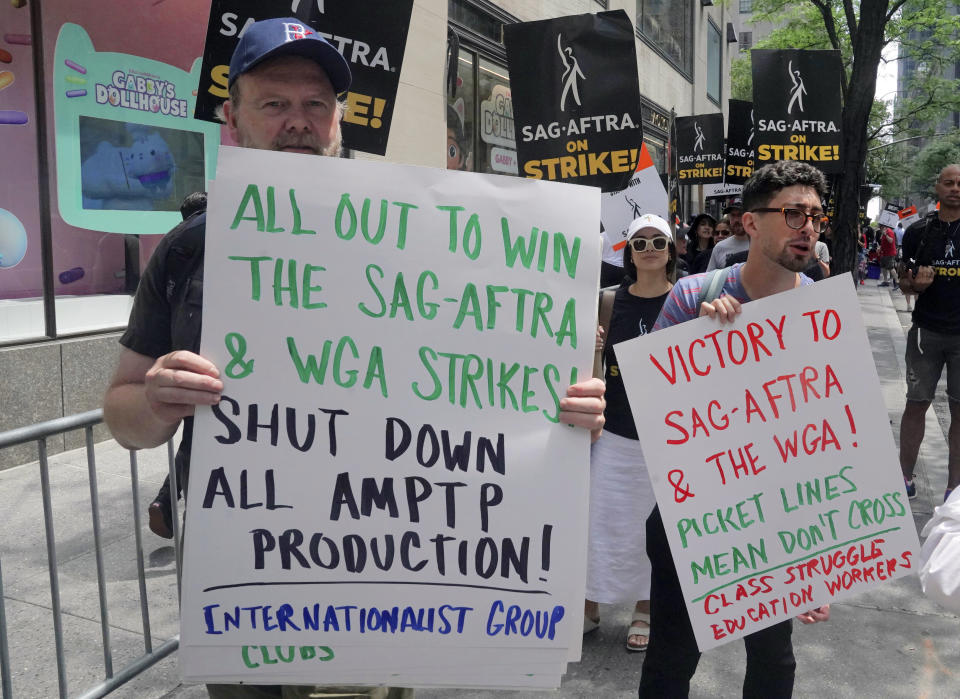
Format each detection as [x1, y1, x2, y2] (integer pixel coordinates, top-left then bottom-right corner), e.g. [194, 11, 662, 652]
[0, 208, 27, 269]
[446, 99, 471, 171]
[80, 124, 176, 210]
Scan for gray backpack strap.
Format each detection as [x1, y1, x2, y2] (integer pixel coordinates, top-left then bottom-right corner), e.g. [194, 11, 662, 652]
[697, 266, 730, 306]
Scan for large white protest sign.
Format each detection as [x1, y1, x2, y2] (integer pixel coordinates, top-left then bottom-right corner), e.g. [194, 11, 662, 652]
[180, 146, 600, 686]
[616, 274, 920, 651]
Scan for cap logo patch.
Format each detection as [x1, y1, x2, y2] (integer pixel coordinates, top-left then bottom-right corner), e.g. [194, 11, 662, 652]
[283, 23, 313, 42]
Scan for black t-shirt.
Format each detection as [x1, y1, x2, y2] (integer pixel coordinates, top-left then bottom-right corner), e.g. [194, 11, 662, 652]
[119, 213, 206, 488]
[683, 242, 710, 268]
[602, 285, 670, 439]
[689, 248, 712, 275]
[803, 261, 824, 282]
[901, 214, 960, 334]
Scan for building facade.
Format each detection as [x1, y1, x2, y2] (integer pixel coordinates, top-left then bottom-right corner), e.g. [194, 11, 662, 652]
[0, 0, 732, 465]
[895, 0, 960, 204]
[731, 0, 776, 56]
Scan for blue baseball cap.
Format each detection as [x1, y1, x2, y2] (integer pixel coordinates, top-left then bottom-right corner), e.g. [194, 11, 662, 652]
[228, 17, 352, 93]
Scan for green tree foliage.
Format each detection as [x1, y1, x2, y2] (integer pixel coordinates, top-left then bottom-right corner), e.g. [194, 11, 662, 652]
[912, 133, 960, 195]
[727, 0, 960, 276]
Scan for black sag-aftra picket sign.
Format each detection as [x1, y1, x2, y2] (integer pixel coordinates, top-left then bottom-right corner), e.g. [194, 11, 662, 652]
[194, 0, 414, 156]
[751, 49, 843, 173]
[675, 113, 725, 185]
[504, 10, 644, 192]
[725, 99, 755, 185]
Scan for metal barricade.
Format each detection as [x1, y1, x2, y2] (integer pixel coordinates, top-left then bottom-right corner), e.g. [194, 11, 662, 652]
[0, 410, 181, 698]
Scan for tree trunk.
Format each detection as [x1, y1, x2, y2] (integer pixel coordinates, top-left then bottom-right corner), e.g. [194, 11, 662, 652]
[831, 3, 889, 280]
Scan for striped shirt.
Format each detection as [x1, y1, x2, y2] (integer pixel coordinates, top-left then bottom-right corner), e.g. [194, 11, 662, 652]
[653, 263, 813, 331]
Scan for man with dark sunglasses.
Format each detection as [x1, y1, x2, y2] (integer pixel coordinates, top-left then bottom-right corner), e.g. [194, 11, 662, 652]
[639, 161, 831, 699]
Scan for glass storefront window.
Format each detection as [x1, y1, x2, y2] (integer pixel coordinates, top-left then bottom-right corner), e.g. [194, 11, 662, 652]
[1, 0, 217, 343]
[446, 48, 517, 177]
[707, 20, 722, 105]
[644, 135, 667, 185]
[0, 1, 45, 342]
[447, 49, 476, 172]
[476, 57, 515, 175]
[637, 0, 694, 76]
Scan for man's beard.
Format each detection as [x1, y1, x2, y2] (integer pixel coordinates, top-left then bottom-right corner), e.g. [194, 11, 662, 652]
[237, 129, 343, 158]
[274, 132, 343, 157]
[776, 247, 813, 273]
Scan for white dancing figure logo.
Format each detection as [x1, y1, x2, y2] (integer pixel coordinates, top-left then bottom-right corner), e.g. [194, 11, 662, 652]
[748, 109, 755, 146]
[693, 122, 705, 152]
[557, 34, 585, 112]
[787, 60, 807, 114]
[291, 0, 326, 12]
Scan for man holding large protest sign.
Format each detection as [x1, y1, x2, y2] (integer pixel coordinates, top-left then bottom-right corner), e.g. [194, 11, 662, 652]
[104, 16, 606, 696]
[638, 161, 832, 698]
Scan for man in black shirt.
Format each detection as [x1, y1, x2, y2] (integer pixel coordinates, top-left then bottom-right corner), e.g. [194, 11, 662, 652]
[898, 164, 960, 502]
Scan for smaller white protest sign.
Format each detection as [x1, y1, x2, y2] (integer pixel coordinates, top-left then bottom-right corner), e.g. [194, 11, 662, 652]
[877, 203, 900, 229]
[615, 275, 920, 651]
[898, 205, 921, 228]
[704, 183, 744, 198]
[601, 143, 668, 267]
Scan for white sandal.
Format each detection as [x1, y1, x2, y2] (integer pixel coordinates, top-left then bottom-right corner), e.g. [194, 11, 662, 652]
[626, 611, 650, 652]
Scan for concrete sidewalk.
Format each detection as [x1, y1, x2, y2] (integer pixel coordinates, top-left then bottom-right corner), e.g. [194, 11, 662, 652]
[1, 279, 957, 698]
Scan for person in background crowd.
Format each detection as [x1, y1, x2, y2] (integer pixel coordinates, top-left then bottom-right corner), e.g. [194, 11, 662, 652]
[714, 216, 732, 242]
[683, 213, 715, 271]
[857, 225, 869, 285]
[689, 215, 727, 274]
[585, 214, 676, 652]
[878, 225, 898, 287]
[639, 161, 831, 698]
[674, 226, 690, 277]
[898, 164, 960, 503]
[706, 199, 747, 271]
[821, 221, 834, 256]
[799, 225, 830, 282]
[813, 226, 831, 278]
